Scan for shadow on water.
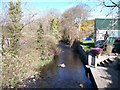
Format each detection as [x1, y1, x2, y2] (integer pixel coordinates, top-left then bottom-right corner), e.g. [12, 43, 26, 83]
[25, 43, 93, 88]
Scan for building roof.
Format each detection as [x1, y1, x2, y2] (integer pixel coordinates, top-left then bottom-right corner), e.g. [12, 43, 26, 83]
[94, 18, 120, 30]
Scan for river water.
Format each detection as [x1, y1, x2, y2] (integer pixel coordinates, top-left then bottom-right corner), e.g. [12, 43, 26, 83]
[24, 43, 93, 88]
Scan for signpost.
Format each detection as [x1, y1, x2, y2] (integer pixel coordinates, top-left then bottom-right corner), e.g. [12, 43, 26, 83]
[74, 17, 82, 40]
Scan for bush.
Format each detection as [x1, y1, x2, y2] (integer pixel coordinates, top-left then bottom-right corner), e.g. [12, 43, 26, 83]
[43, 35, 59, 55]
[1, 24, 59, 88]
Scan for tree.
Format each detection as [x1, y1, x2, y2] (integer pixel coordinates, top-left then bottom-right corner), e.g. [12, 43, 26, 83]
[1, 25, 5, 56]
[37, 22, 47, 60]
[60, 4, 90, 44]
[7, 0, 23, 56]
[102, 0, 120, 8]
[80, 20, 94, 37]
[100, 0, 120, 18]
[50, 18, 59, 40]
[100, 0, 120, 32]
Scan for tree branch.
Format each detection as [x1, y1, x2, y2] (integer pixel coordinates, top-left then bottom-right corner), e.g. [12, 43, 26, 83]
[110, 0, 120, 8]
[103, 0, 120, 8]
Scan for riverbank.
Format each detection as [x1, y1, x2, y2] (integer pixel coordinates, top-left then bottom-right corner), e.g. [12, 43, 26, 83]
[71, 39, 120, 89]
[2, 41, 97, 89]
[10, 42, 93, 88]
[1, 40, 58, 88]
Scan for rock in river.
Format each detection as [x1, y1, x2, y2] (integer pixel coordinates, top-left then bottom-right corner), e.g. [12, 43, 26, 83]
[58, 63, 66, 68]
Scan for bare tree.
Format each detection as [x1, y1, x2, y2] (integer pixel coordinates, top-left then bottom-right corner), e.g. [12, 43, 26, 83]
[60, 4, 90, 44]
[102, 0, 120, 8]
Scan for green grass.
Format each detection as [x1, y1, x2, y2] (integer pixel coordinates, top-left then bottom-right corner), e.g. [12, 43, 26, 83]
[80, 40, 95, 51]
[33, 55, 54, 71]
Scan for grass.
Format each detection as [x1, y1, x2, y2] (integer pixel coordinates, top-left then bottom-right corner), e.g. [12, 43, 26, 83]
[80, 40, 95, 51]
[33, 55, 54, 71]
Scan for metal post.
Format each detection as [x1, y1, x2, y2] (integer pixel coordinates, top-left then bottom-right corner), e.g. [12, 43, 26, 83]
[74, 17, 81, 40]
[88, 52, 92, 66]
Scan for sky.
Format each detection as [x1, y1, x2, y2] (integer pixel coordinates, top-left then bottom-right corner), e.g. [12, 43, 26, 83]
[0, 0, 119, 20]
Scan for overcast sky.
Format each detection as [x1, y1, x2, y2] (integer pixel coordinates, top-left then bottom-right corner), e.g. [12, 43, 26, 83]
[0, 0, 119, 20]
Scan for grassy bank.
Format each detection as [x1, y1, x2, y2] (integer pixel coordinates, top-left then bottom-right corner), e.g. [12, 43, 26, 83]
[1, 25, 58, 88]
[2, 47, 55, 88]
[80, 40, 95, 51]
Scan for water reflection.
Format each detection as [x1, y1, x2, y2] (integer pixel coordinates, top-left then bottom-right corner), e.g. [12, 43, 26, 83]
[26, 44, 92, 88]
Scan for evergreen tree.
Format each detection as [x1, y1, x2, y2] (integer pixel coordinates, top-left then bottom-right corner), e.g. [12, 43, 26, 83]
[50, 18, 59, 40]
[8, 0, 22, 56]
[1, 25, 5, 56]
[37, 23, 46, 60]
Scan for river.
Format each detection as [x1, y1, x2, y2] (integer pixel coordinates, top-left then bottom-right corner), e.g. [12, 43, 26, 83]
[22, 43, 93, 88]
